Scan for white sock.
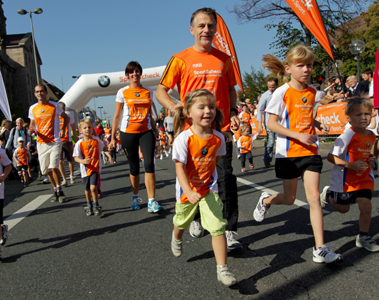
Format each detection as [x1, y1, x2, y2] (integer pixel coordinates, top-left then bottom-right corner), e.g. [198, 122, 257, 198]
[148, 198, 155, 204]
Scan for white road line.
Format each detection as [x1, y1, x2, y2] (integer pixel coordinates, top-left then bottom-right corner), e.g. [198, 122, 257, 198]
[237, 177, 330, 214]
[5, 194, 52, 230]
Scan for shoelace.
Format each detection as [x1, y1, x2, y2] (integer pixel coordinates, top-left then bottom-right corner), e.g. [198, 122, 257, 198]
[133, 197, 142, 204]
[193, 221, 202, 230]
[226, 231, 238, 240]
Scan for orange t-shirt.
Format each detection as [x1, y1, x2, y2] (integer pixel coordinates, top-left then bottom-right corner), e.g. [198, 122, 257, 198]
[104, 128, 111, 135]
[159, 132, 167, 146]
[238, 111, 251, 126]
[160, 47, 237, 129]
[237, 135, 256, 153]
[13, 148, 29, 166]
[59, 113, 73, 143]
[73, 137, 103, 177]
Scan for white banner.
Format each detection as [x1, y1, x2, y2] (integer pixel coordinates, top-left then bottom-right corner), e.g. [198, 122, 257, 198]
[0, 72, 11, 120]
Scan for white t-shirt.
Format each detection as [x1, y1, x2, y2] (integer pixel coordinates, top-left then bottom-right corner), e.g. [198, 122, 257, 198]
[0, 148, 12, 199]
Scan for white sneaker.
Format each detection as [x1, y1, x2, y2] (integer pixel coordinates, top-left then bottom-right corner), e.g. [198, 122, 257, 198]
[70, 176, 76, 184]
[313, 245, 343, 263]
[225, 231, 242, 250]
[217, 265, 237, 286]
[171, 230, 182, 257]
[237, 155, 240, 159]
[320, 186, 330, 207]
[165, 151, 169, 157]
[168, 147, 172, 154]
[356, 235, 379, 252]
[160, 154, 163, 160]
[253, 192, 271, 222]
[42, 176, 50, 184]
[189, 220, 204, 238]
[61, 179, 67, 187]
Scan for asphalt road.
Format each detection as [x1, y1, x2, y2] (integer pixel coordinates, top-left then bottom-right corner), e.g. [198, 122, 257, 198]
[1, 140, 379, 299]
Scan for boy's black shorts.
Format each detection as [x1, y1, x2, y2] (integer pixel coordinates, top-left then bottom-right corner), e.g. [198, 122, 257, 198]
[83, 172, 99, 191]
[275, 155, 323, 179]
[16, 165, 28, 173]
[328, 189, 372, 205]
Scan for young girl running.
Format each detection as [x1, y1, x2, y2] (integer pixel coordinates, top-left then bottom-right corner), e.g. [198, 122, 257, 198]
[253, 45, 342, 263]
[170, 89, 237, 286]
[237, 125, 256, 172]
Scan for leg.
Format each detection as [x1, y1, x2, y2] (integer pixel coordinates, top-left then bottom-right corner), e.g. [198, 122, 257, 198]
[264, 178, 298, 206]
[68, 161, 75, 178]
[47, 169, 57, 187]
[129, 174, 140, 195]
[357, 197, 372, 233]
[212, 234, 227, 265]
[263, 130, 275, 164]
[59, 160, 67, 181]
[140, 131, 157, 200]
[240, 153, 246, 169]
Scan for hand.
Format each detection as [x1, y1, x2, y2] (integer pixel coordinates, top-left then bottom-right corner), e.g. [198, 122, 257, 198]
[230, 115, 240, 126]
[319, 123, 330, 135]
[222, 131, 233, 143]
[186, 190, 202, 204]
[0, 174, 5, 183]
[109, 139, 116, 150]
[258, 124, 263, 135]
[83, 157, 92, 164]
[169, 102, 184, 114]
[297, 133, 318, 146]
[349, 160, 368, 171]
[368, 154, 377, 164]
[59, 129, 65, 138]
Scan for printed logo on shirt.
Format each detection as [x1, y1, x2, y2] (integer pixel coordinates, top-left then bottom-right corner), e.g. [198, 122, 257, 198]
[41, 109, 45, 113]
[135, 93, 140, 97]
[202, 148, 208, 155]
[88, 144, 92, 148]
[367, 142, 371, 147]
[193, 63, 202, 68]
[302, 97, 307, 103]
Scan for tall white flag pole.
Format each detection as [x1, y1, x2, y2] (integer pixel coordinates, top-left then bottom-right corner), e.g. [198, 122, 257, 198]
[0, 71, 11, 120]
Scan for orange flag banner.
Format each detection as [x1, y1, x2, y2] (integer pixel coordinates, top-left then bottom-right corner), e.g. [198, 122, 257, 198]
[284, 0, 334, 60]
[212, 13, 244, 92]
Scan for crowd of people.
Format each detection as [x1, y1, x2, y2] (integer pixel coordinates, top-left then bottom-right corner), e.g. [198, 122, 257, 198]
[0, 7, 378, 288]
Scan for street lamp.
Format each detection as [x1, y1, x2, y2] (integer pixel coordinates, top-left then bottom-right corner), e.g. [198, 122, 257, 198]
[349, 40, 366, 82]
[98, 106, 103, 120]
[18, 8, 43, 84]
[72, 76, 81, 79]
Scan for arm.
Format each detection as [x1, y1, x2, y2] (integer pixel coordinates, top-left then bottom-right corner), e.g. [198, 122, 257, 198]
[229, 87, 239, 126]
[59, 112, 69, 138]
[327, 153, 372, 171]
[314, 119, 330, 135]
[257, 95, 267, 134]
[0, 164, 12, 183]
[71, 123, 78, 143]
[175, 161, 201, 204]
[74, 156, 92, 165]
[29, 119, 37, 135]
[110, 102, 123, 149]
[268, 114, 318, 146]
[151, 102, 159, 120]
[156, 84, 183, 113]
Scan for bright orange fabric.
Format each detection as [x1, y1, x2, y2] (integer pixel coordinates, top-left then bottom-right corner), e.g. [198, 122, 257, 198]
[31, 103, 58, 144]
[14, 148, 28, 166]
[238, 136, 253, 153]
[79, 138, 101, 176]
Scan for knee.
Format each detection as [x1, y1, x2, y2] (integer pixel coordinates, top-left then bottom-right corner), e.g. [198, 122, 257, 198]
[337, 206, 350, 214]
[283, 194, 296, 205]
[90, 185, 97, 193]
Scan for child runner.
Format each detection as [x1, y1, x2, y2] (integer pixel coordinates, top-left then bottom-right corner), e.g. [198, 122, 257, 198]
[231, 123, 241, 159]
[253, 45, 342, 263]
[237, 125, 256, 172]
[238, 103, 252, 132]
[320, 98, 379, 252]
[73, 119, 104, 216]
[13, 137, 30, 187]
[0, 147, 12, 261]
[159, 127, 169, 160]
[171, 89, 237, 286]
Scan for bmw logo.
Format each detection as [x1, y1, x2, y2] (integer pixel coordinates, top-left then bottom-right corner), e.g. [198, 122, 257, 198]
[302, 97, 307, 103]
[135, 93, 140, 97]
[202, 148, 208, 155]
[367, 142, 370, 147]
[41, 109, 45, 113]
[98, 75, 110, 88]
[88, 144, 92, 148]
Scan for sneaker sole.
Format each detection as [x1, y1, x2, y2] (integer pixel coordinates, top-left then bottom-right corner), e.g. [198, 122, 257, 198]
[356, 241, 379, 252]
[217, 275, 237, 286]
[147, 208, 164, 213]
[227, 243, 242, 251]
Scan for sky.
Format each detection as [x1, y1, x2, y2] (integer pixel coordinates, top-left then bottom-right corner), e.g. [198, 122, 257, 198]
[4, 0, 278, 121]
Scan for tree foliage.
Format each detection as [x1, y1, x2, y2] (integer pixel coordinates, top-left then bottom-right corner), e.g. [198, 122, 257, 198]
[238, 67, 268, 100]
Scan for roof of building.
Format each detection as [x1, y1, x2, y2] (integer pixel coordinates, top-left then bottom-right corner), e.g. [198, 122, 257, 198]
[43, 79, 65, 102]
[4, 33, 42, 64]
[329, 15, 366, 45]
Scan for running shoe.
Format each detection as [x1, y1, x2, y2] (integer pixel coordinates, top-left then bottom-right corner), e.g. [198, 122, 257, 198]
[51, 191, 59, 202]
[70, 176, 76, 184]
[313, 245, 343, 263]
[249, 164, 254, 170]
[189, 220, 204, 238]
[217, 265, 237, 286]
[42, 176, 50, 184]
[171, 230, 182, 257]
[61, 179, 67, 187]
[58, 190, 66, 203]
[160, 154, 163, 160]
[84, 206, 93, 216]
[253, 192, 271, 222]
[241, 168, 246, 172]
[320, 186, 330, 207]
[0, 224, 8, 246]
[164, 151, 169, 157]
[93, 205, 102, 217]
[356, 235, 379, 252]
[237, 155, 240, 159]
[131, 196, 142, 210]
[147, 200, 164, 213]
[225, 231, 242, 250]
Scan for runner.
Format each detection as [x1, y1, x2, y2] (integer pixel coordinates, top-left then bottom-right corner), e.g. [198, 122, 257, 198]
[110, 61, 163, 213]
[156, 7, 241, 250]
[28, 84, 69, 203]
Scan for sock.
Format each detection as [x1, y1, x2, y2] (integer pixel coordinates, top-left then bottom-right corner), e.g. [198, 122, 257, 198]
[217, 264, 227, 269]
[133, 194, 139, 198]
[54, 187, 58, 192]
[93, 201, 99, 207]
[359, 232, 369, 237]
[86, 201, 92, 207]
[148, 198, 155, 204]
[56, 185, 62, 191]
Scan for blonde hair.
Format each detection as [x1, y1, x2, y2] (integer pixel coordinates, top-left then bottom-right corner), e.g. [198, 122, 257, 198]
[78, 118, 94, 129]
[345, 97, 373, 116]
[262, 44, 315, 78]
[173, 89, 223, 138]
[16, 117, 24, 123]
[239, 124, 250, 134]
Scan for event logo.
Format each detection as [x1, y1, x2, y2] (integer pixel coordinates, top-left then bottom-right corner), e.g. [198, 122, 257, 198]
[98, 76, 110, 88]
[367, 142, 371, 147]
[202, 148, 208, 155]
[135, 93, 140, 97]
[41, 109, 45, 113]
[302, 97, 307, 103]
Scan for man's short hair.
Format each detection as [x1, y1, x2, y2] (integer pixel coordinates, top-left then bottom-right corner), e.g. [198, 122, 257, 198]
[35, 84, 47, 92]
[362, 68, 373, 77]
[190, 7, 217, 27]
[267, 77, 278, 85]
[346, 75, 358, 83]
[58, 101, 66, 108]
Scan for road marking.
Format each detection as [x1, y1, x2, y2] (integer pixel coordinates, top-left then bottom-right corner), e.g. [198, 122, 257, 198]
[5, 194, 53, 230]
[237, 177, 330, 214]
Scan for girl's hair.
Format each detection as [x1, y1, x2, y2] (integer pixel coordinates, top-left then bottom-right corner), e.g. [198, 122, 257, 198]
[239, 124, 250, 134]
[345, 97, 373, 116]
[125, 61, 143, 76]
[262, 44, 315, 78]
[3, 120, 12, 130]
[78, 118, 94, 129]
[173, 89, 223, 138]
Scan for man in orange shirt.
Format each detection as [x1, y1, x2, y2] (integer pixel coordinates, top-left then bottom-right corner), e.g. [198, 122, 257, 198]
[29, 84, 69, 203]
[156, 7, 241, 250]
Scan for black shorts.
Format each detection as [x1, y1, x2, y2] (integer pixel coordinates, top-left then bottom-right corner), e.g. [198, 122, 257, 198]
[328, 189, 372, 205]
[167, 131, 174, 136]
[275, 155, 323, 179]
[83, 172, 99, 191]
[60, 142, 74, 162]
[16, 165, 28, 173]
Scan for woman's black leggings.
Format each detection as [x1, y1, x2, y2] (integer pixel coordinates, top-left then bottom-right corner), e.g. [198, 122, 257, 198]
[0, 198, 4, 224]
[120, 130, 155, 176]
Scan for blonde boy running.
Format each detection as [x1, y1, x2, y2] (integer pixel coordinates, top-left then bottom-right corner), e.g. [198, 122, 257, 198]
[320, 98, 379, 252]
[253, 45, 342, 263]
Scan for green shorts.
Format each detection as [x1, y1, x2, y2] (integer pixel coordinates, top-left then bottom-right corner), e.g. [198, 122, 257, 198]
[173, 192, 226, 236]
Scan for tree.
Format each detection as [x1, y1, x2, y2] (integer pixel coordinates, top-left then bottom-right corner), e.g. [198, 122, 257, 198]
[230, 0, 371, 50]
[238, 67, 268, 100]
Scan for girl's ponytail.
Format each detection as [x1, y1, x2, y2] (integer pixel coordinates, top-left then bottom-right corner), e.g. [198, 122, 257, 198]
[173, 106, 187, 139]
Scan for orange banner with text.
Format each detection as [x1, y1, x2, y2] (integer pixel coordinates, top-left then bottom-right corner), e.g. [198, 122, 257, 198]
[250, 116, 267, 136]
[315, 102, 347, 135]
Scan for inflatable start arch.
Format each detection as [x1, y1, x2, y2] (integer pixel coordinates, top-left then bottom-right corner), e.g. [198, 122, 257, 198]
[60, 66, 179, 114]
